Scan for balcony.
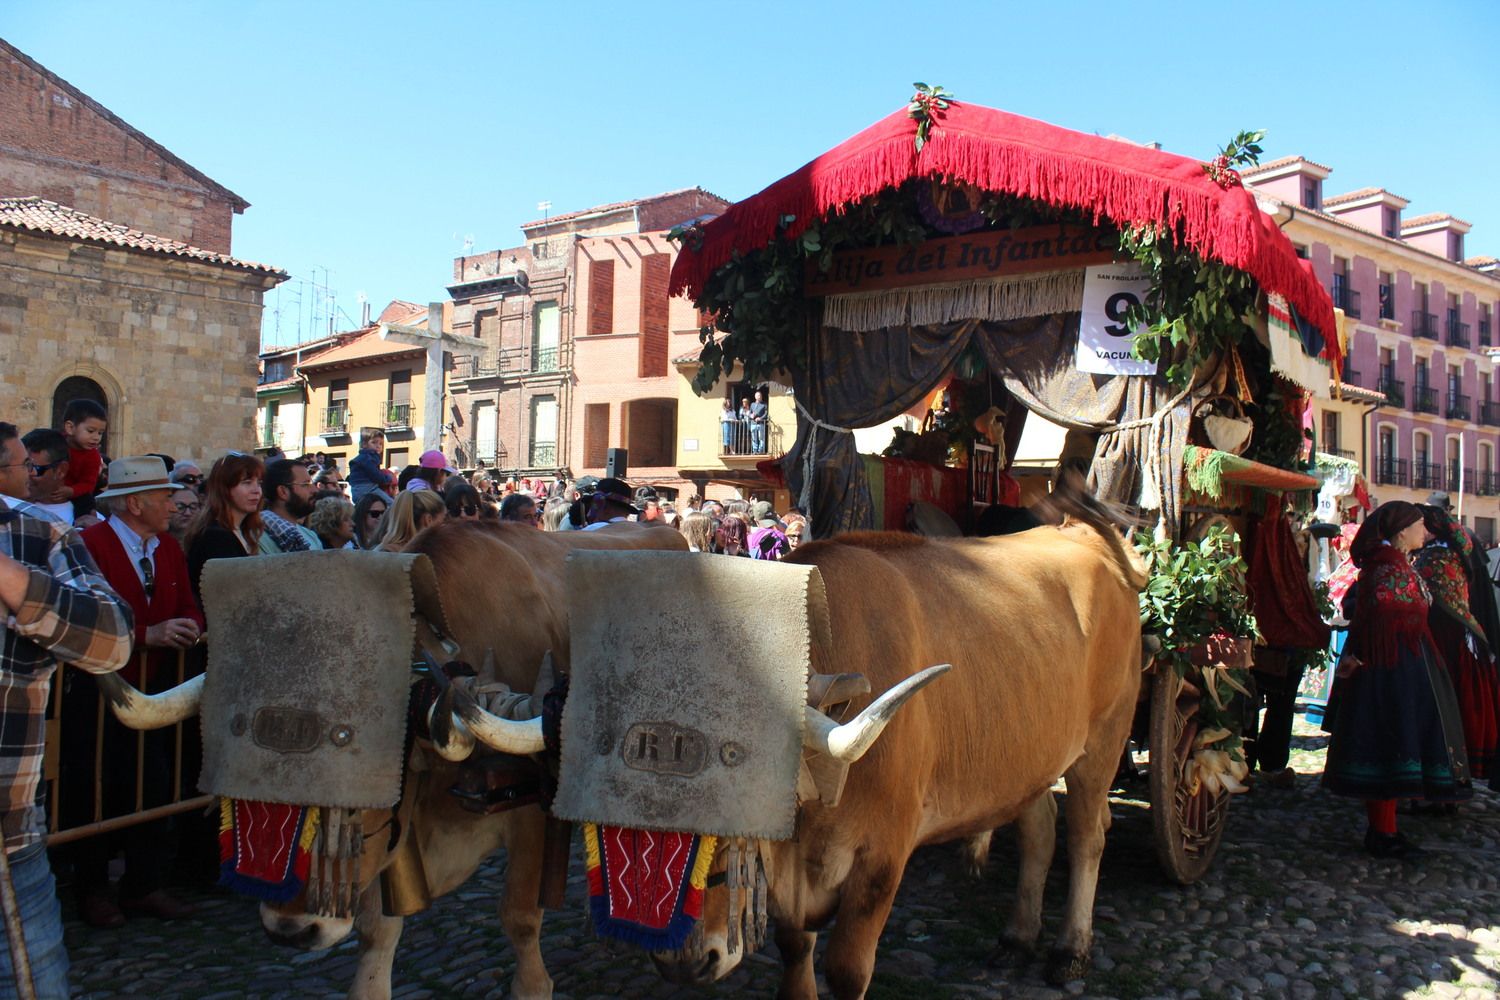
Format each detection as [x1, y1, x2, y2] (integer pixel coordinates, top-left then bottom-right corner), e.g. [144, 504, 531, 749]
[1377, 375, 1405, 408]
[1481, 471, 1500, 497]
[1481, 401, 1500, 427]
[529, 442, 557, 468]
[1412, 461, 1444, 490]
[1375, 458, 1409, 487]
[258, 421, 279, 450]
[1453, 466, 1477, 494]
[1327, 448, 1356, 460]
[1446, 318, 1471, 349]
[719, 421, 784, 458]
[1331, 281, 1361, 319]
[1447, 393, 1471, 421]
[1412, 385, 1439, 415]
[531, 346, 560, 373]
[1411, 311, 1439, 339]
[384, 402, 412, 430]
[320, 405, 350, 435]
[1481, 320, 1493, 347]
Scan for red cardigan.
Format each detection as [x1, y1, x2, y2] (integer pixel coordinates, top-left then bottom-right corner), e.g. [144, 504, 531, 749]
[81, 521, 204, 685]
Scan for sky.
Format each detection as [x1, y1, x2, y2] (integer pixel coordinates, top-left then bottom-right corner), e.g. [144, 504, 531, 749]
[6, 1, 1498, 349]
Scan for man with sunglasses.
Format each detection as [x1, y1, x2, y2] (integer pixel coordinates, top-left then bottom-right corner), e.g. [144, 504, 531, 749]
[169, 461, 205, 497]
[20, 428, 74, 526]
[71, 456, 203, 927]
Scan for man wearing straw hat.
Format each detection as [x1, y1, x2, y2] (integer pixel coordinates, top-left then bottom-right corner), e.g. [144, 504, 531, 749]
[0, 421, 133, 997]
[67, 457, 204, 927]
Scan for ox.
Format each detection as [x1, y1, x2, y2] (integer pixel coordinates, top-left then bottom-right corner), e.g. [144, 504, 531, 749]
[653, 503, 1146, 996]
[102, 520, 684, 1000]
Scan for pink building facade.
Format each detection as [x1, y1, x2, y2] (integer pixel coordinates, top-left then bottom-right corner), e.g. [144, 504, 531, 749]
[1246, 158, 1500, 540]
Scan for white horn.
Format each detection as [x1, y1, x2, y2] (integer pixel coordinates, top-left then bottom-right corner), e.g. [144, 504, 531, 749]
[96, 672, 204, 730]
[803, 664, 951, 763]
[426, 687, 477, 762]
[448, 682, 546, 756]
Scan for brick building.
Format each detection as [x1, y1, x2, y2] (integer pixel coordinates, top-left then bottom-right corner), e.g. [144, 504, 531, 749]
[1246, 158, 1500, 539]
[0, 39, 283, 457]
[446, 188, 729, 492]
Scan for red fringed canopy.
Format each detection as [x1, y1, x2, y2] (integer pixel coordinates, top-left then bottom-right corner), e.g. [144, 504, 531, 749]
[669, 102, 1339, 364]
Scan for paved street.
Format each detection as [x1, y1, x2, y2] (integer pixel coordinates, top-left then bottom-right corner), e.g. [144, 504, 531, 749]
[64, 722, 1500, 999]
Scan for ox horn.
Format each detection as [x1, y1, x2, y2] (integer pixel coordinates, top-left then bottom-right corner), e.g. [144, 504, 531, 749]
[426, 684, 477, 762]
[95, 671, 204, 730]
[446, 683, 545, 755]
[803, 663, 951, 763]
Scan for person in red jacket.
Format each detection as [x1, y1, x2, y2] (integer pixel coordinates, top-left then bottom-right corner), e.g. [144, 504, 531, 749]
[66, 456, 204, 927]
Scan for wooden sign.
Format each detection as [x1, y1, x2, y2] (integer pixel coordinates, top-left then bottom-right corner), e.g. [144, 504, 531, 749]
[804, 224, 1118, 297]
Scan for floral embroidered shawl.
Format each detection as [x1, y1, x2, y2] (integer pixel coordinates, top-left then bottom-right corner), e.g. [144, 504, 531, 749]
[1347, 544, 1433, 669]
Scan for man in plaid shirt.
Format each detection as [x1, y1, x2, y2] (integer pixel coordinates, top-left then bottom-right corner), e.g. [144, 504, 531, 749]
[0, 421, 133, 997]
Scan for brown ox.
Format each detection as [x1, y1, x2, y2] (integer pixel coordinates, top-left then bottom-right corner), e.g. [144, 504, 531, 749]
[651, 509, 1145, 997]
[104, 519, 687, 1000]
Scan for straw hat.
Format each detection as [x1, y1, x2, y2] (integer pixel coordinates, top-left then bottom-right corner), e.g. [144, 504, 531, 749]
[96, 456, 175, 499]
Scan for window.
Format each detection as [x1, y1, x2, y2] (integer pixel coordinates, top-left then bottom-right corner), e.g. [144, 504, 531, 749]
[1301, 179, 1320, 210]
[532, 301, 560, 372]
[1294, 243, 1309, 260]
[584, 403, 609, 468]
[387, 369, 412, 427]
[638, 254, 671, 377]
[1415, 431, 1430, 467]
[1383, 207, 1400, 239]
[1481, 303, 1493, 347]
[529, 395, 558, 468]
[386, 448, 408, 470]
[1330, 258, 1357, 316]
[474, 402, 497, 462]
[325, 378, 350, 433]
[1378, 271, 1395, 320]
[1450, 232, 1465, 261]
[588, 260, 615, 335]
[1321, 411, 1340, 454]
[1380, 426, 1396, 463]
[262, 359, 289, 383]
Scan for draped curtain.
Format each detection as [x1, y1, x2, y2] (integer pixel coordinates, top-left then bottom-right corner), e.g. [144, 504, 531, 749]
[784, 314, 1193, 539]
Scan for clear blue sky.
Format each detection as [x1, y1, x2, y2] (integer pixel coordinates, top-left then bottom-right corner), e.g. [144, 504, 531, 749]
[6, 1, 1498, 349]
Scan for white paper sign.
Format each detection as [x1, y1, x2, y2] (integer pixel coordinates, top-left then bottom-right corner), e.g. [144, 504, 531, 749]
[1075, 264, 1157, 375]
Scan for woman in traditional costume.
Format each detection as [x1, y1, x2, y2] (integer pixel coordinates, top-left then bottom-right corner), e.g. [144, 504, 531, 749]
[1323, 500, 1471, 858]
[1412, 507, 1500, 784]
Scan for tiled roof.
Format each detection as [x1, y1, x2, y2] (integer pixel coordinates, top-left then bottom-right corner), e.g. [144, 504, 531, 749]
[1321, 187, 1380, 206]
[296, 328, 426, 371]
[0, 197, 284, 276]
[377, 300, 427, 324]
[520, 187, 728, 230]
[0, 39, 249, 211]
[256, 376, 301, 393]
[1242, 155, 1332, 177]
[1466, 256, 1498, 268]
[1401, 212, 1472, 230]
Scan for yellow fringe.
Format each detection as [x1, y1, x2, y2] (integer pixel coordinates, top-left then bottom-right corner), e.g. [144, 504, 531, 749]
[300, 806, 321, 852]
[583, 822, 601, 870]
[689, 835, 717, 890]
[218, 796, 233, 835]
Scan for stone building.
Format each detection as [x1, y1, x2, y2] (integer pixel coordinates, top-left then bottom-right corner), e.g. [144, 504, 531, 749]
[1246, 157, 1500, 539]
[0, 38, 282, 458]
[447, 188, 729, 490]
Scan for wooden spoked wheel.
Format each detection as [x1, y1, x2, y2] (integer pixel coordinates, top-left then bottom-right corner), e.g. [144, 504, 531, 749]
[1149, 665, 1230, 884]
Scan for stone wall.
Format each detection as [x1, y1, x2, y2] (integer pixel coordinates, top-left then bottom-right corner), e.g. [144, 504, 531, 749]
[0, 228, 276, 462]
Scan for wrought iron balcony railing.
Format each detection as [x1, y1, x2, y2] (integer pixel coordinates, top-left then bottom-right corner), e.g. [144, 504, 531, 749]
[321, 405, 350, 434]
[1446, 319, 1471, 349]
[384, 402, 412, 429]
[1378, 284, 1395, 321]
[1412, 461, 1444, 490]
[529, 442, 557, 468]
[1481, 471, 1500, 497]
[1411, 311, 1439, 339]
[1447, 393, 1471, 421]
[1375, 458, 1408, 487]
[1452, 466, 1477, 494]
[1331, 282, 1361, 319]
[1481, 401, 1500, 427]
[1412, 385, 1439, 415]
[1378, 375, 1405, 408]
[1481, 320, 1493, 347]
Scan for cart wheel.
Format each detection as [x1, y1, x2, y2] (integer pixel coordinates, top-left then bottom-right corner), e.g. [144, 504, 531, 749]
[1149, 666, 1230, 884]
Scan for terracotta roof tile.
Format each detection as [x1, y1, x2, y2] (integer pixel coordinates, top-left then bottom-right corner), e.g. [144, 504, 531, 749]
[1321, 187, 1378, 206]
[1401, 212, 1472, 230]
[297, 328, 426, 371]
[1242, 155, 1332, 177]
[520, 187, 729, 230]
[0, 197, 284, 276]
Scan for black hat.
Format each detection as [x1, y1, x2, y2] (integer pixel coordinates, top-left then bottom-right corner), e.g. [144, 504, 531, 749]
[634, 485, 659, 504]
[594, 477, 639, 512]
[573, 475, 601, 495]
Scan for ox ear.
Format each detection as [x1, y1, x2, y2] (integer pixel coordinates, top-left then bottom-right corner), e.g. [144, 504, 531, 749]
[803, 663, 950, 763]
[96, 672, 204, 731]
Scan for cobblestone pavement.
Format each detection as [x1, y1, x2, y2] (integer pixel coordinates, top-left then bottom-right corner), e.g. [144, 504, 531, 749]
[63, 722, 1500, 999]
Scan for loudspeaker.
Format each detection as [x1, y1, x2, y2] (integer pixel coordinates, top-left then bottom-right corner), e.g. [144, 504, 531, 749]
[606, 448, 628, 479]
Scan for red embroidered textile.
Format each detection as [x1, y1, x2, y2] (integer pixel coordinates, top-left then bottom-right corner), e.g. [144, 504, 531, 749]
[218, 799, 315, 902]
[668, 102, 1338, 358]
[1345, 546, 1433, 670]
[1247, 504, 1330, 649]
[584, 823, 710, 950]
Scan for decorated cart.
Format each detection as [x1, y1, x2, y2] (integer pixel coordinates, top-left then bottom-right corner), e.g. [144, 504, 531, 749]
[668, 91, 1340, 882]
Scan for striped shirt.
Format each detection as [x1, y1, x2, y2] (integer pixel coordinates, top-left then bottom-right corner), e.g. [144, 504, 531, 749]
[1, 508, 134, 852]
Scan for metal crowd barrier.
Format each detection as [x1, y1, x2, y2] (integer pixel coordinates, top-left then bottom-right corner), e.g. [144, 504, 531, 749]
[43, 648, 212, 847]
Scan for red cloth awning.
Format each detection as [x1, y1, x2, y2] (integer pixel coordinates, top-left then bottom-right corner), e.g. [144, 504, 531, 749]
[669, 102, 1339, 363]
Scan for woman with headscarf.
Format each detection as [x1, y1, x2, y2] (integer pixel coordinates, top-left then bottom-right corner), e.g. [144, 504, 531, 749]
[1323, 501, 1471, 858]
[1412, 507, 1500, 785]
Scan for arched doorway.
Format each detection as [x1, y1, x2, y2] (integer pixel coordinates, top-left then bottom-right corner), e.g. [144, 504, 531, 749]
[51, 376, 110, 456]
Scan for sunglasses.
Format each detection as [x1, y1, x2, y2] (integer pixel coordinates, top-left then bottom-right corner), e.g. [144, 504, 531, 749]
[367, 508, 387, 520]
[27, 460, 61, 476]
[177, 474, 204, 485]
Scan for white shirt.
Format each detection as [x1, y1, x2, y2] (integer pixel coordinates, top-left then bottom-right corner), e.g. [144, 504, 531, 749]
[107, 513, 161, 592]
[28, 500, 73, 526]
